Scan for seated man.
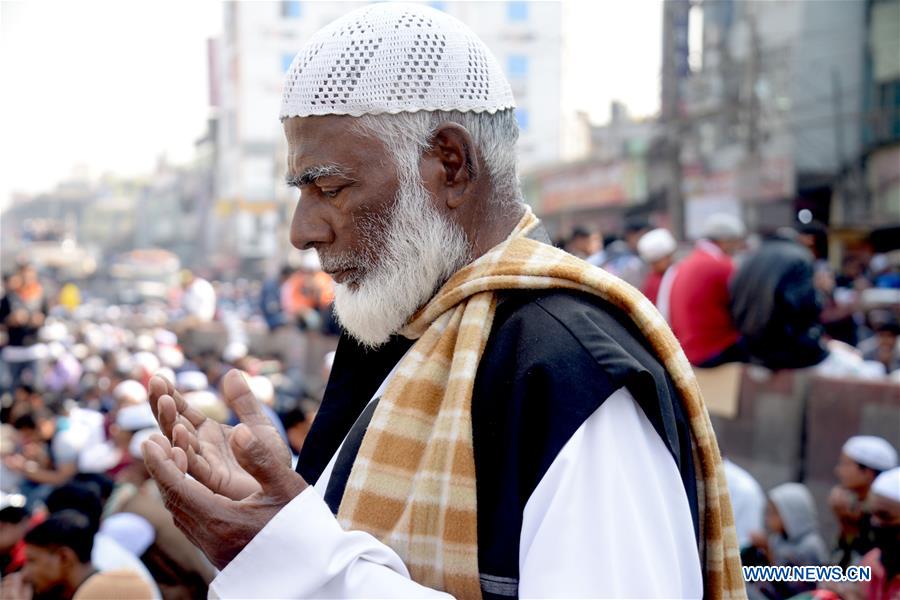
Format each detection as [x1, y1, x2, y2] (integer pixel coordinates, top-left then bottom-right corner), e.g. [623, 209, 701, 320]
[15, 511, 96, 600]
[45, 483, 161, 598]
[830, 435, 898, 567]
[822, 467, 900, 600]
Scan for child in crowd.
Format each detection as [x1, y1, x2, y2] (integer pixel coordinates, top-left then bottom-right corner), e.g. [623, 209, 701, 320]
[747, 482, 828, 599]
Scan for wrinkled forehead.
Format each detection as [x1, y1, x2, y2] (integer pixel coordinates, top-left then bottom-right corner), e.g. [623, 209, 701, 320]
[284, 115, 387, 178]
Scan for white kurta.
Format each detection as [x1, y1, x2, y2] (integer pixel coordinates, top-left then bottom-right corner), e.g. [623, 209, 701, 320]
[210, 383, 702, 599]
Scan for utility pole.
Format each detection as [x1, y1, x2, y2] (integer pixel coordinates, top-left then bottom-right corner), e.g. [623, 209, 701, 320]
[661, 0, 690, 240]
[741, 4, 763, 230]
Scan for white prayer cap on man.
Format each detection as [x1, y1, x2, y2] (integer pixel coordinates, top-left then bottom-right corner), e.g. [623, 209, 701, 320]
[134, 334, 156, 353]
[128, 428, 159, 460]
[280, 2, 515, 119]
[39, 320, 68, 342]
[133, 351, 160, 375]
[155, 367, 175, 387]
[100, 513, 156, 557]
[158, 346, 184, 369]
[113, 380, 148, 405]
[176, 370, 208, 392]
[637, 228, 678, 263]
[116, 403, 157, 432]
[154, 329, 178, 348]
[0, 492, 26, 511]
[843, 436, 898, 472]
[701, 213, 746, 241]
[184, 390, 229, 423]
[249, 376, 275, 408]
[83, 355, 105, 374]
[871, 467, 900, 503]
[71, 344, 90, 361]
[223, 342, 248, 364]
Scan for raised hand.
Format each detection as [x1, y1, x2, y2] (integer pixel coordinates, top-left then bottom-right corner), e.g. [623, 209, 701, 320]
[148, 370, 292, 500]
[142, 419, 307, 569]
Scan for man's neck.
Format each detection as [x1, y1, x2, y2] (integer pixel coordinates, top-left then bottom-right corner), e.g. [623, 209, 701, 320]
[468, 203, 526, 260]
[62, 564, 96, 599]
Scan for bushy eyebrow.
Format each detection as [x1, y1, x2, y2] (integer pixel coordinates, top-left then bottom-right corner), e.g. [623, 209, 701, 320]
[285, 164, 353, 188]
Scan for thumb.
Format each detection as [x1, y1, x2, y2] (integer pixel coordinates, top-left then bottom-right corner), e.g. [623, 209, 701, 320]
[222, 370, 268, 427]
[230, 424, 286, 491]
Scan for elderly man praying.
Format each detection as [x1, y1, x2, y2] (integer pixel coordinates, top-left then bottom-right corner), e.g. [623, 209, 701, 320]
[143, 4, 744, 599]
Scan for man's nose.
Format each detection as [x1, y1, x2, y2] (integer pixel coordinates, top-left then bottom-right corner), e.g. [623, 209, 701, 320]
[290, 195, 333, 250]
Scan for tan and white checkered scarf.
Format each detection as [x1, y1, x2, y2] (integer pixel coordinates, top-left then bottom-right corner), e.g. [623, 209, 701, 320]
[337, 207, 745, 599]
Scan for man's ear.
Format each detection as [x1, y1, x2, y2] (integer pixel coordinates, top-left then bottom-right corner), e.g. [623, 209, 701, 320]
[57, 546, 78, 568]
[426, 123, 479, 209]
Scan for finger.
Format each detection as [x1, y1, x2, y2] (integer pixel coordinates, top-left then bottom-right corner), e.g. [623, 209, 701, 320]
[151, 375, 208, 430]
[148, 376, 168, 423]
[156, 395, 178, 441]
[222, 370, 269, 427]
[172, 446, 189, 474]
[143, 439, 217, 511]
[149, 433, 176, 459]
[167, 385, 208, 430]
[230, 424, 288, 491]
[185, 445, 215, 489]
[172, 423, 201, 455]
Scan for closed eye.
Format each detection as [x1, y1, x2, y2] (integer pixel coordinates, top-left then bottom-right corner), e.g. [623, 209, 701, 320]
[320, 187, 344, 199]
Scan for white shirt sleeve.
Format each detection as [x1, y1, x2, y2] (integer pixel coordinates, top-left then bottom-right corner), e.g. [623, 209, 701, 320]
[210, 388, 702, 599]
[519, 387, 703, 598]
[208, 486, 452, 599]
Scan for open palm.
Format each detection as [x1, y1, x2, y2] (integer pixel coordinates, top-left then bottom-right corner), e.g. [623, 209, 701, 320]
[149, 372, 291, 501]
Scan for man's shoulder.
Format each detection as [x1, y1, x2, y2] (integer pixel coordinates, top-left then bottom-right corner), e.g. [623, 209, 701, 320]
[679, 249, 733, 278]
[490, 288, 641, 358]
[475, 288, 655, 403]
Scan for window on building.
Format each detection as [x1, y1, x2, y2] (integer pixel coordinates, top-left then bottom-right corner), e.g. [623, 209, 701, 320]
[507, 55, 528, 79]
[281, 1, 302, 18]
[515, 108, 529, 132]
[282, 53, 295, 73]
[507, 1, 528, 22]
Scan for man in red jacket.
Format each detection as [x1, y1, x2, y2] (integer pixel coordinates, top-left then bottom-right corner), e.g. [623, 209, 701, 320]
[669, 214, 747, 366]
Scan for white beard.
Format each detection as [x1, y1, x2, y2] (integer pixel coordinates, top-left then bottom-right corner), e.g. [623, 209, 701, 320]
[322, 179, 471, 349]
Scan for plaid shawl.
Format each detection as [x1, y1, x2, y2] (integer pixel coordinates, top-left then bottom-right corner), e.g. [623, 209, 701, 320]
[336, 207, 745, 599]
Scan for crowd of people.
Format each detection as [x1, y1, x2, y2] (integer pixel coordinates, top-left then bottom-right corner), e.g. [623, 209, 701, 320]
[0, 259, 329, 599]
[0, 215, 896, 598]
[726, 436, 899, 600]
[561, 215, 900, 380]
[556, 216, 900, 598]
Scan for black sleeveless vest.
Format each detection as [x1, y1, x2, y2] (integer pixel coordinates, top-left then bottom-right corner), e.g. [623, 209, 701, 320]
[298, 290, 699, 599]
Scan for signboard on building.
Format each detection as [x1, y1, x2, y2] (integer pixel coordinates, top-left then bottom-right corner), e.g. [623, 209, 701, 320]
[534, 159, 647, 215]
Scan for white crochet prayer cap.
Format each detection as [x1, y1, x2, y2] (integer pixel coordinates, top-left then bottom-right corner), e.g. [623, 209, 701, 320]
[637, 228, 678, 263]
[701, 213, 746, 241]
[280, 2, 515, 119]
[100, 513, 156, 557]
[129, 427, 160, 460]
[113, 380, 148, 405]
[116, 403, 157, 433]
[871, 467, 900, 503]
[843, 436, 898, 472]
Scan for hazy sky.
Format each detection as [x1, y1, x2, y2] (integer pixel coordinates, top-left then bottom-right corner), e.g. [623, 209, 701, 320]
[0, 1, 661, 208]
